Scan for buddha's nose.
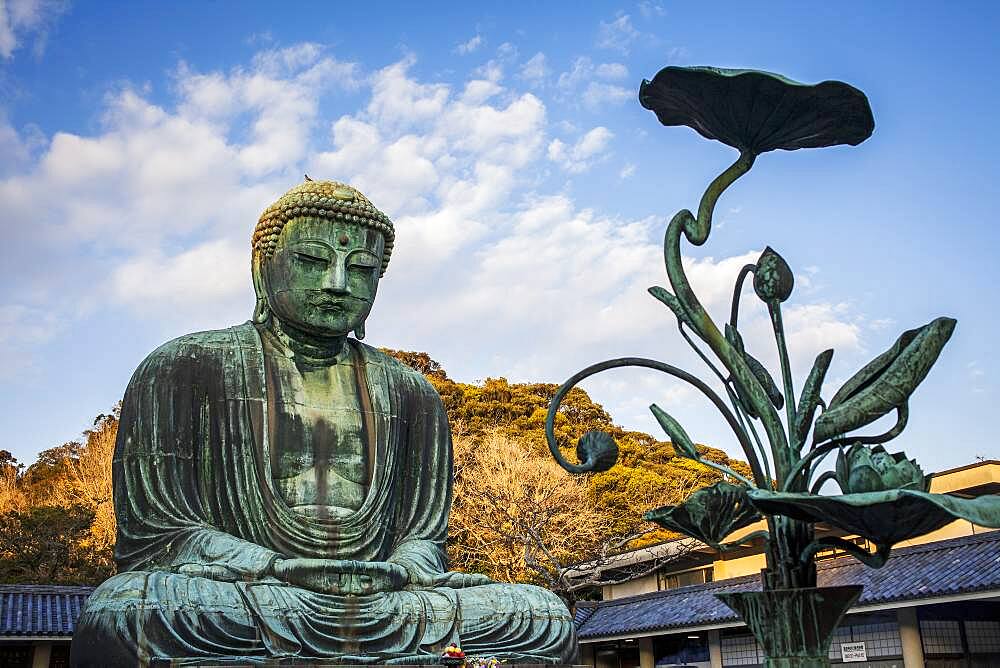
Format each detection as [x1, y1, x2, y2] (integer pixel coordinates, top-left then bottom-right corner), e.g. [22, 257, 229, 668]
[324, 262, 350, 294]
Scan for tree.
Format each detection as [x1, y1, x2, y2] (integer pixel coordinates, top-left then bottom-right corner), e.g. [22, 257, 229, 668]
[448, 428, 698, 608]
[379, 349, 450, 381]
[59, 411, 117, 554]
[383, 348, 754, 557]
[0, 505, 110, 584]
[0, 407, 118, 584]
[0, 450, 25, 514]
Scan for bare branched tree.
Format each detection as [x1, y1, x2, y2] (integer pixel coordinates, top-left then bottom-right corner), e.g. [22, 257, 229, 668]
[60, 413, 117, 551]
[448, 429, 701, 608]
[0, 451, 26, 514]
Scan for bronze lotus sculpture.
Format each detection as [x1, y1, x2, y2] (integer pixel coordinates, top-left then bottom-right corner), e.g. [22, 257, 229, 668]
[546, 66, 1000, 667]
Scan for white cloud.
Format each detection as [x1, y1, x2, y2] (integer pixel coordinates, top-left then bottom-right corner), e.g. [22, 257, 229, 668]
[619, 163, 636, 179]
[472, 42, 519, 83]
[110, 239, 251, 326]
[0, 0, 68, 59]
[597, 14, 640, 54]
[637, 1, 666, 18]
[557, 56, 593, 91]
[0, 303, 61, 379]
[583, 81, 632, 109]
[557, 57, 632, 109]
[595, 62, 628, 79]
[665, 45, 690, 64]
[548, 126, 614, 173]
[454, 34, 483, 55]
[520, 52, 548, 85]
[0, 44, 359, 328]
[0, 42, 867, 459]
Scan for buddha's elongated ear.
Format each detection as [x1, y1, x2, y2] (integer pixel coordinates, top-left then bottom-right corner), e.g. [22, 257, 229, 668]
[251, 254, 271, 324]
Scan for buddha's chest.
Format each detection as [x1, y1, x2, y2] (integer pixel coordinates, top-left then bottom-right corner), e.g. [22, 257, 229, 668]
[265, 349, 369, 516]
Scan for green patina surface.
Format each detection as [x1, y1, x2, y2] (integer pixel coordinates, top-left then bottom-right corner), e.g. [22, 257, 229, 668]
[70, 181, 577, 667]
[546, 66, 1000, 667]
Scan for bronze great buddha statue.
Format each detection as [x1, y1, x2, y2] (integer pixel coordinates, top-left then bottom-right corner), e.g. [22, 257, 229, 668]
[70, 180, 577, 666]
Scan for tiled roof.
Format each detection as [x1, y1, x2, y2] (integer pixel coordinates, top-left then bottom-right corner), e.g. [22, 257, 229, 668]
[575, 530, 1000, 640]
[0, 584, 94, 637]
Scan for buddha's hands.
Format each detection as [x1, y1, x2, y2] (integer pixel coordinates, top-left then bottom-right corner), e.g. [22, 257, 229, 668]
[270, 558, 408, 595]
[403, 565, 493, 589]
[430, 571, 493, 588]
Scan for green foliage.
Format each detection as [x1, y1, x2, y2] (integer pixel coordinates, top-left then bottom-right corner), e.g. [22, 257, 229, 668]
[0, 505, 114, 584]
[0, 408, 118, 585]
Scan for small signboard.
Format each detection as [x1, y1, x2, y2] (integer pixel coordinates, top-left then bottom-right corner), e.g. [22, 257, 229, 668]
[841, 641, 867, 662]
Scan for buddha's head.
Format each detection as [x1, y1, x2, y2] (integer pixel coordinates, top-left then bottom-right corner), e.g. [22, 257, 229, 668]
[251, 179, 395, 339]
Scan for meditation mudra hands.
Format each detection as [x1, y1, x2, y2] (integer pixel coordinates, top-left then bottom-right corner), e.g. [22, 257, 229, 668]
[268, 558, 492, 595]
[270, 558, 408, 595]
[178, 557, 492, 595]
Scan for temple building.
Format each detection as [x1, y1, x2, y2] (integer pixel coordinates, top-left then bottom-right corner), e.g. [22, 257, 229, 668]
[574, 460, 1000, 668]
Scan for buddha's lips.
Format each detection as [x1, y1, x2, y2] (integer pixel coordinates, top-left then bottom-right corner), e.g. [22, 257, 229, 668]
[311, 299, 348, 311]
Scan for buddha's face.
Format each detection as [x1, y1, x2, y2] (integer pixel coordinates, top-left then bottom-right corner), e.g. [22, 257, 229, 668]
[261, 218, 384, 337]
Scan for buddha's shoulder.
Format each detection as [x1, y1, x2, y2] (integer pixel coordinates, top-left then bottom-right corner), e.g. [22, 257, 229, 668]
[136, 324, 251, 374]
[355, 342, 439, 396]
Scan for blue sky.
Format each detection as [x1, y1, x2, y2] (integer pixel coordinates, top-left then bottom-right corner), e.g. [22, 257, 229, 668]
[1, 1, 998, 474]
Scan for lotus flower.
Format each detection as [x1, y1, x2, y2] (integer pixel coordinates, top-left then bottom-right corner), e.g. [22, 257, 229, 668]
[639, 66, 874, 155]
[836, 444, 929, 494]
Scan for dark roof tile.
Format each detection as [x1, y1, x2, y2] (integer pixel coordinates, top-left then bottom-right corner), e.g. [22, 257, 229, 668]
[577, 530, 1000, 639]
[0, 584, 94, 637]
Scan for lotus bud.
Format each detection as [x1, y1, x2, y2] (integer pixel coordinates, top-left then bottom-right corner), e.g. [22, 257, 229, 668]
[753, 246, 794, 303]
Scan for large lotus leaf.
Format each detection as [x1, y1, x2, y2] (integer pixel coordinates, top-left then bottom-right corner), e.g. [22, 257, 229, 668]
[813, 317, 956, 443]
[747, 488, 1000, 546]
[639, 66, 874, 155]
[645, 481, 761, 548]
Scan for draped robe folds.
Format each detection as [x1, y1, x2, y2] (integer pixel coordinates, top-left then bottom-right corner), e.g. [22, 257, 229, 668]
[70, 323, 577, 666]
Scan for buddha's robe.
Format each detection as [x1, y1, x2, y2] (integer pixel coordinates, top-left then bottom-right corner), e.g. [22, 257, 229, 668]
[71, 323, 576, 666]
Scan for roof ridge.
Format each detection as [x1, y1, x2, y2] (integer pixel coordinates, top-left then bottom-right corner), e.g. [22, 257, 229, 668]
[0, 584, 95, 593]
[818, 528, 1000, 572]
[577, 529, 1000, 640]
[583, 572, 762, 609]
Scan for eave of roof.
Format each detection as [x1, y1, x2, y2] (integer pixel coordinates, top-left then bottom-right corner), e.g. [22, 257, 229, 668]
[575, 530, 1000, 640]
[0, 584, 95, 637]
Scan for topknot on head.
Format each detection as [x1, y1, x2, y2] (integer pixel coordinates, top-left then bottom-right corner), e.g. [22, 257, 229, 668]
[252, 179, 395, 276]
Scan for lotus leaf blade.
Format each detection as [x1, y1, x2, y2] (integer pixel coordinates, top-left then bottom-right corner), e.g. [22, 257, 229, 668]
[794, 349, 834, 446]
[814, 317, 956, 443]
